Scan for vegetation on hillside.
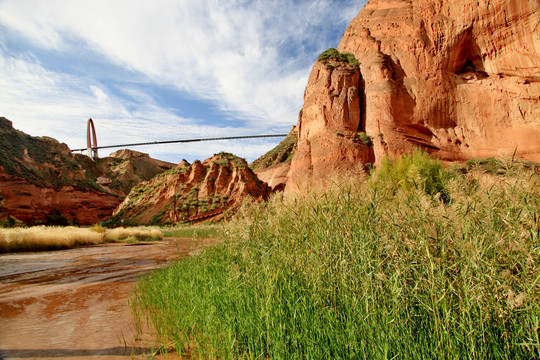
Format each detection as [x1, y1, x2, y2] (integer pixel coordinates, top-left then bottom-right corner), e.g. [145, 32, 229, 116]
[250, 128, 298, 171]
[318, 47, 360, 69]
[134, 152, 540, 359]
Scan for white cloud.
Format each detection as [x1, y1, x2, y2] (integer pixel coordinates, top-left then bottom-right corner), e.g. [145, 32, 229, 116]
[0, 0, 362, 119]
[0, 0, 365, 162]
[0, 51, 248, 159]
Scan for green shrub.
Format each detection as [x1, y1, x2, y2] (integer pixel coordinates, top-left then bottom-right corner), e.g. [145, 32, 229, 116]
[357, 131, 373, 145]
[45, 209, 71, 226]
[0, 216, 25, 228]
[318, 48, 360, 69]
[373, 149, 451, 203]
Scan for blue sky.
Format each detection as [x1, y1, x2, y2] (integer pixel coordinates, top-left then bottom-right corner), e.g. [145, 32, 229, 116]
[0, 0, 366, 163]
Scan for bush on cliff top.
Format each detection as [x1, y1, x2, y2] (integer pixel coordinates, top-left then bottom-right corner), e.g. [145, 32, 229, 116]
[318, 47, 360, 69]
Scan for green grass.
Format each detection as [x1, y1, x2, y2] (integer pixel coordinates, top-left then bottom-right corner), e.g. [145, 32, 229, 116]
[162, 224, 224, 239]
[134, 153, 540, 359]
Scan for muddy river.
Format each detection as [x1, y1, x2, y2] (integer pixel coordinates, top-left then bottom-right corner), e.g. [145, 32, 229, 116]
[0, 238, 211, 360]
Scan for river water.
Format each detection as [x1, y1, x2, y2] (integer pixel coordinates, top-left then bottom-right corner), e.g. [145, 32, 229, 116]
[0, 238, 209, 360]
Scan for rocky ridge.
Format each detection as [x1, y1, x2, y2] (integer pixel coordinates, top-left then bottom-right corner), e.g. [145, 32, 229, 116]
[112, 153, 270, 225]
[76, 149, 176, 197]
[0, 118, 175, 225]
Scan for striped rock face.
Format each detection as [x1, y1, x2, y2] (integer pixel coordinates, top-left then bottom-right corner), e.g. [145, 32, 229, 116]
[113, 153, 270, 225]
[286, 0, 540, 191]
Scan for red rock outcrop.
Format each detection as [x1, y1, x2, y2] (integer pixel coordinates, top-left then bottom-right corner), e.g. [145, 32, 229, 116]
[251, 127, 298, 192]
[0, 117, 121, 225]
[0, 171, 120, 225]
[76, 149, 176, 197]
[287, 53, 373, 191]
[113, 153, 270, 225]
[286, 0, 540, 190]
[254, 163, 292, 192]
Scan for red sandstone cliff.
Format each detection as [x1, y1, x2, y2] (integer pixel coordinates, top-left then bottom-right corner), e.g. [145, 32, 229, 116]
[0, 118, 176, 225]
[0, 173, 121, 225]
[251, 127, 298, 192]
[286, 0, 540, 190]
[113, 153, 270, 225]
[0, 117, 121, 225]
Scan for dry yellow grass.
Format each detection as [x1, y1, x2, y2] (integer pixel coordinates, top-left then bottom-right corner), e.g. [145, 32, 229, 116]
[104, 227, 163, 243]
[0, 226, 163, 253]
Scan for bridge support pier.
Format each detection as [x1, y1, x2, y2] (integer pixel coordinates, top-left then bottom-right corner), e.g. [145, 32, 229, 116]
[86, 118, 98, 160]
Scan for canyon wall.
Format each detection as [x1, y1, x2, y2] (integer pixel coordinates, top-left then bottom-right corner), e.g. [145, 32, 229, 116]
[286, 0, 539, 190]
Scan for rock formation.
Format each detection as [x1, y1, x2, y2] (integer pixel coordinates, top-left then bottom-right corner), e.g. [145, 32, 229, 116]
[113, 153, 270, 225]
[0, 117, 121, 225]
[251, 127, 298, 192]
[76, 149, 176, 197]
[286, 0, 540, 190]
[287, 49, 374, 191]
[0, 118, 176, 225]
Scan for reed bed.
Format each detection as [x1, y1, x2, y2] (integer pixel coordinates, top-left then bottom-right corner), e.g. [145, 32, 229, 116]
[135, 153, 540, 359]
[0, 226, 163, 253]
[162, 224, 223, 239]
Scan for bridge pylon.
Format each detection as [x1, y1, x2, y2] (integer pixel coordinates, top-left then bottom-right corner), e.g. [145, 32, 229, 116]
[86, 118, 98, 159]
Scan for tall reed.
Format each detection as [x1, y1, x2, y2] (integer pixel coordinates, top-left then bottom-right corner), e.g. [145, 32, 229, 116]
[135, 155, 540, 359]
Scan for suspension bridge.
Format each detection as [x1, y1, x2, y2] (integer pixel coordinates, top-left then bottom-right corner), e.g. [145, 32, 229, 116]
[71, 119, 288, 159]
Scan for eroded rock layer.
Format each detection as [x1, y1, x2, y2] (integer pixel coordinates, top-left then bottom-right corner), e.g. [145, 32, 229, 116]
[287, 0, 539, 190]
[0, 118, 121, 225]
[113, 153, 270, 225]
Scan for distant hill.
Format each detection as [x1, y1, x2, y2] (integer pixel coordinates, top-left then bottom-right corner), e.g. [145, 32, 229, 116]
[76, 149, 176, 197]
[0, 117, 174, 225]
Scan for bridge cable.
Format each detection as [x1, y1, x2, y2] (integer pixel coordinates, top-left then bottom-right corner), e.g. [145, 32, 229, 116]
[71, 133, 288, 152]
